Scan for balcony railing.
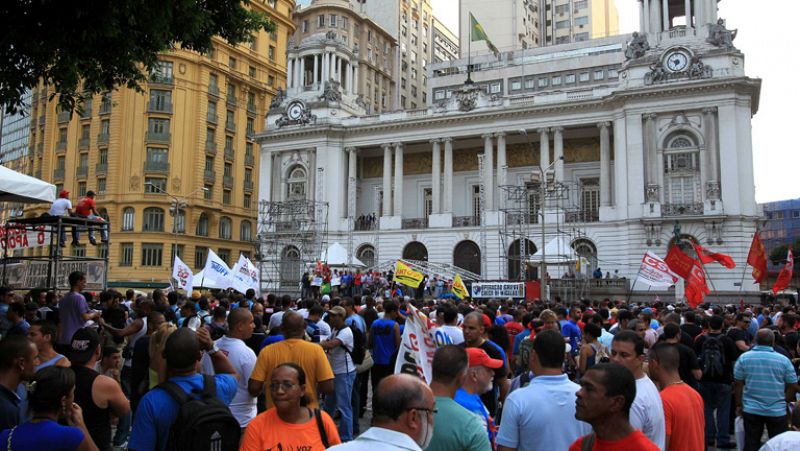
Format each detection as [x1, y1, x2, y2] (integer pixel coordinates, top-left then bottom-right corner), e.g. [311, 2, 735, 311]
[224, 149, 234, 161]
[99, 102, 112, 115]
[227, 96, 237, 107]
[247, 102, 256, 114]
[145, 131, 171, 144]
[205, 142, 217, 155]
[149, 74, 174, 86]
[97, 133, 109, 146]
[80, 105, 92, 119]
[565, 210, 599, 223]
[208, 85, 220, 97]
[246, 129, 255, 140]
[663, 203, 704, 216]
[57, 111, 71, 123]
[452, 216, 480, 227]
[244, 180, 254, 192]
[147, 101, 172, 113]
[76, 166, 88, 177]
[204, 170, 216, 183]
[223, 175, 233, 188]
[402, 217, 428, 229]
[225, 122, 236, 133]
[53, 168, 65, 179]
[244, 154, 254, 166]
[144, 161, 170, 173]
[355, 219, 378, 231]
[79, 137, 90, 149]
[95, 163, 107, 174]
[505, 212, 538, 225]
[56, 141, 67, 152]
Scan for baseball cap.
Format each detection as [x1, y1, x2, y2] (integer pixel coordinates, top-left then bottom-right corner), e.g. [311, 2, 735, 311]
[481, 314, 492, 329]
[642, 307, 653, 315]
[191, 290, 201, 300]
[329, 306, 346, 317]
[59, 190, 70, 198]
[466, 347, 503, 369]
[69, 327, 100, 364]
[321, 294, 331, 302]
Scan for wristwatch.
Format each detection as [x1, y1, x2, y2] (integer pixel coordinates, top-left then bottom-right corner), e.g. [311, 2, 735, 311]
[207, 343, 220, 355]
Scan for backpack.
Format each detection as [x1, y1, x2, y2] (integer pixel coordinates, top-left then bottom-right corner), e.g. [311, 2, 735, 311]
[340, 325, 366, 366]
[159, 374, 241, 451]
[700, 335, 726, 379]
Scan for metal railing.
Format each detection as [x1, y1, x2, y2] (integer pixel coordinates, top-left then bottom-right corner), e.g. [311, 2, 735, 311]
[149, 74, 174, 86]
[206, 112, 217, 124]
[145, 131, 171, 144]
[76, 166, 88, 177]
[56, 141, 67, 152]
[205, 142, 217, 155]
[225, 121, 236, 133]
[401, 218, 428, 229]
[663, 203, 704, 216]
[565, 210, 599, 223]
[53, 168, 65, 179]
[204, 170, 216, 182]
[57, 111, 71, 123]
[95, 163, 107, 174]
[144, 161, 170, 173]
[147, 101, 172, 113]
[223, 175, 233, 188]
[208, 85, 220, 97]
[79, 137, 90, 149]
[244, 154, 254, 166]
[224, 149, 234, 161]
[244, 180, 254, 192]
[97, 133, 109, 146]
[227, 96, 237, 107]
[452, 216, 480, 227]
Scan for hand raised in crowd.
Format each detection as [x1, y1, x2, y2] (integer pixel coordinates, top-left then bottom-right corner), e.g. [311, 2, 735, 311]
[196, 325, 214, 351]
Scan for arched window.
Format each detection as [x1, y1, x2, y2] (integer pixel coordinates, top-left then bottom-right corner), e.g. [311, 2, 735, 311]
[663, 132, 701, 209]
[219, 216, 232, 239]
[196, 213, 209, 237]
[121, 207, 135, 231]
[240, 220, 252, 241]
[287, 166, 307, 200]
[280, 246, 303, 283]
[572, 238, 598, 277]
[142, 207, 164, 232]
[357, 244, 376, 268]
[172, 210, 185, 234]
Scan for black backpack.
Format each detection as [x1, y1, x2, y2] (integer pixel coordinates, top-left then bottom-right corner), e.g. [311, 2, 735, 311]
[700, 335, 726, 379]
[340, 325, 366, 366]
[159, 374, 241, 451]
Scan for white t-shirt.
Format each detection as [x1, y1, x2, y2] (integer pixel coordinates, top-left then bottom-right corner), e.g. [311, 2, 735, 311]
[200, 336, 257, 427]
[630, 375, 666, 450]
[327, 327, 354, 375]
[49, 198, 72, 216]
[760, 431, 800, 451]
[431, 325, 464, 347]
[316, 319, 332, 341]
[267, 311, 285, 332]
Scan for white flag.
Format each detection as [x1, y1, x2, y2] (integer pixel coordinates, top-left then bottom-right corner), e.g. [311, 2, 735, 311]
[637, 251, 679, 288]
[171, 256, 194, 294]
[394, 304, 437, 383]
[231, 254, 261, 294]
[199, 249, 233, 289]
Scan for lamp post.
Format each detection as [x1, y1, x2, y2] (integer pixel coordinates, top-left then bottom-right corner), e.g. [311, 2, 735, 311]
[145, 183, 208, 263]
[520, 129, 563, 302]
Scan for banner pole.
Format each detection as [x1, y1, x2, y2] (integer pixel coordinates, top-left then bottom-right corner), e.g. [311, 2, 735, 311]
[626, 267, 641, 304]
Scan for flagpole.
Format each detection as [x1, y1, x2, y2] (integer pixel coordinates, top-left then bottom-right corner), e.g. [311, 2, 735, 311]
[466, 19, 473, 85]
[697, 259, 721, 304]
[626, 266, 641, 304]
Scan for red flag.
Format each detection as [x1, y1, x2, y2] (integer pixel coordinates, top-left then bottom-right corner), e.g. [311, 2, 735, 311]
[665, 245, 694, 279]
[747, 234, 767, 284]
[693, 244, 736, 269]
[685, 260, 710, 307]
[772, 250, 794, 295]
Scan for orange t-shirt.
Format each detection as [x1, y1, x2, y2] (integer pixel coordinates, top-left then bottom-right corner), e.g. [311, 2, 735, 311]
[661, 383, 705, 451]
[240, 407, 341, 451]
[570, 430, 660, 451]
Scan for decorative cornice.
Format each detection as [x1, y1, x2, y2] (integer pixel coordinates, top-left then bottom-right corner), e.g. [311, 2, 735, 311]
[597, 122, 611, 129]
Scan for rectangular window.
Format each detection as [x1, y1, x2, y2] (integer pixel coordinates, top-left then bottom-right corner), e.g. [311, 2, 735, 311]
[205, 156, 214, 172]
[79, 153, 89, 168]
[329, 14, 337, 27]
[538, 77, 548, 87]
[552, 75, 562, 86]
[575, 16, 589, 26]
[71, 245, 86, 258]
[120, 243, 133, 266]
[792, 211, 800, 219]
[99, 149, 108, 164]
[171, 244, 184, 263]
[248, 66, 256, 78]
[58, 127, 67, 143]
[575, 32, 589, 41]
[556, 4, 570, 14]
[144, 177, 167, 193]
[195, 246, 208, 269]
[141, 243, 163, 267]
[607, 68, 619, 78]
[223, 190, 231, 205]
[218, 249, 231, 266]
[267, 75, 275, 86]
[268, 46, 275, 61]
[302, 20, 309, 33]
[342, 17, 348, 30]
[209, 73, 218, 90]
[56, 156, 65, 170]
[147, 118, 169, 133]
[204, 185, 213, 200]
[556, 20, 570, 29]
[146, 147, 168, 163]
[206, 127, 215, 145]
[226, 111, 235, 130]
[244, 194, 252, 209]
[472, 185, 481, 222]
[594, 70, 605, 80]
[574, 0, 588, 9]
[318, 15, 325, 28]
[579, 72, 590, 82]
[81, 124, 90, 139]
[228, 56, 236, 69]
[98, 244, 108, 260]
[151, 61, 173, 83]
[565, 74, 576, 83]
[149, 89, 172, 110]
[224, 163, 232, 177]
[97, 178, 106, 194]
[78, 182, 87, 196]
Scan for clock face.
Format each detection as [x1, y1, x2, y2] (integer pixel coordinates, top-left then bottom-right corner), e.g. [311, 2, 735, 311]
[665, 51, 689, 72]
[287, 101, 304, 120]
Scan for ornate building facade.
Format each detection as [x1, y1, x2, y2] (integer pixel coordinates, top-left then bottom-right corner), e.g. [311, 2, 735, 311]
[259, 0, 762, 301]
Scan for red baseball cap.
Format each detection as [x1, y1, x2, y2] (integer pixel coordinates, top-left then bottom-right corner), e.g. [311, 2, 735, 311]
[466, 347, 503, 369]
[59, 190, 70, 198]
[482, 313, 492, 329]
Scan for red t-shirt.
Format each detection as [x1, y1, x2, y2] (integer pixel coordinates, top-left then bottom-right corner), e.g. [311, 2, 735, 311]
[569, 430, 659, 451]
[661, 383, 705, 451]
[75, 196, 96, 216]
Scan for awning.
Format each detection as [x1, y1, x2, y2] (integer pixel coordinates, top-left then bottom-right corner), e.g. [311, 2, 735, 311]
[0, 165, 56, 204]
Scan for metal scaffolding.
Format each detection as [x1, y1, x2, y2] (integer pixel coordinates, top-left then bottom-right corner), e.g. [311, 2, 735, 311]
[256, 199, 329, 294]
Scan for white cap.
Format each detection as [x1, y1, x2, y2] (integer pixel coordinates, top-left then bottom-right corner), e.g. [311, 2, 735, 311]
[321, 294, 331, 302]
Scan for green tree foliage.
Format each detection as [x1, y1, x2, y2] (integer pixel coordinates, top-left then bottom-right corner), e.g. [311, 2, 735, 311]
[768, 240, 800, 265]
[0, 0, 273, 114]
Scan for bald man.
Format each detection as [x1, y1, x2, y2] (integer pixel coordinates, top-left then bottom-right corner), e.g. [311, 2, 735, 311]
[201, 308, 258, 429]
[734, 329, 799, 451]
[328, 374, 435, 451]
[248, 311, 334, 408]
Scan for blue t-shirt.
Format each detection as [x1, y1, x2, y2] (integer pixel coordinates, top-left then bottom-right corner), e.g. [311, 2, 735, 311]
[370, 319, 398, 365]
[0, 420, 84, 451]
[129, 373, 237, 451]
[512, 329, 531, 355]
[561, 321, 582, 355]
[454, 388, 495, 446]
[345, 314, 366, 334]
[259, 334, 285, 351]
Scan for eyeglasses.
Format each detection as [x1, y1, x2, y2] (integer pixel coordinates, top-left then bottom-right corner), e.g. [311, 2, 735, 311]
[407, 407, 438, 415]
[269, 382, 298, 392]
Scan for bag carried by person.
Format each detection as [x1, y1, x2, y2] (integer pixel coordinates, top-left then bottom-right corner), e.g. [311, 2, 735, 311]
[159, 374, 241, 451]
[700, 335, 726, 379]
[342, 325, 366, 365]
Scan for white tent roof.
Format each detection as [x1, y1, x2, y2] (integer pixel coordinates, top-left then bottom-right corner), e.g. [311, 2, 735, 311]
[527, 236, 577, 264]
[321, 242, 365, 267]
[0, 165, 56, 204]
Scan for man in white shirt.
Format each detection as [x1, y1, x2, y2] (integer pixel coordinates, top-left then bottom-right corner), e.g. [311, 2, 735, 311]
[321, 306, 356, 441]
[48, 189, 73, 246]
[611, 330, 666, 450]
[328, 374, 435, 451]
[431, 303, 464, 347]
[201, 307, 257, 429]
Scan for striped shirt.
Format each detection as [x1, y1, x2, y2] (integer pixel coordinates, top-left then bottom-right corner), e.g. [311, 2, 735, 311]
[733, 345, 797, 416]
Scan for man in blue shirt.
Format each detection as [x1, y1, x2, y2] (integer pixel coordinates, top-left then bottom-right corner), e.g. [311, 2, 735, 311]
[734, 329, 799, 451]
[561, 310, 582, 356]
[368, 300, 401, 393]
[129, 327, 239, 451]
[455, 347, 504, 447]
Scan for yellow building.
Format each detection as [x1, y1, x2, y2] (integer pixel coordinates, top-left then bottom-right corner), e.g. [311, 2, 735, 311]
[23, 0, 296, 290]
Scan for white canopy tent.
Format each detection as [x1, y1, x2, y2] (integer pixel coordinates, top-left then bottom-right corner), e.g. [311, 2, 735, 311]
[0, 165, 56, 204]
[321, 242, 365, 267]
[527, 236, 577, 265]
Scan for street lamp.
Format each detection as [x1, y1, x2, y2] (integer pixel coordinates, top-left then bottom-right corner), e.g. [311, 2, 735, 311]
[520, 129, 563, 302]
[145, 183, 209, 262]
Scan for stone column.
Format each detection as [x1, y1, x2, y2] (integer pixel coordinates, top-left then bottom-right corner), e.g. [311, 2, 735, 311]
[393, 143, 404, 216]
[443, 138, 453, 213]
[703, 107, 720, 199]
[431, 139, 441, 214]
[313, 54, 319, 88]
[639, 0, 646, 33]
[299, 57, 306, 88]
[334, 55, 341, 83]
[322, 52, 329, 82]
[662, 0, 669, 31]
[644, 113, 659, 201]
[347, 147, 357, 218]
[538, 128, 550, 171]
[287, 58, 294, 88]
[382, 144, 392, 216]
[496, 132, 507, 208]
[482, 134, 494, 210]
[598, 122, 611, 207]
[353, 64, 359, 95]
[685, 0, 692, 27]
[553, 127, 564, 183]
[643, 0, 650, 33]
[259, 149, 273, 203]
[345, 62, 351, 92]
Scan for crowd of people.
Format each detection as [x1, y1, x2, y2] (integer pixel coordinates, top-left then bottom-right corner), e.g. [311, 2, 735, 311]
[0, 271, 799, 450]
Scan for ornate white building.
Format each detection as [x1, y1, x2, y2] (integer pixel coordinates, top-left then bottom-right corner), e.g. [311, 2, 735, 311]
[258, 0, 762, 301]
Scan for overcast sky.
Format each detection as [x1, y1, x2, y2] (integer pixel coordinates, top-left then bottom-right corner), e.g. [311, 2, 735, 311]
[430, 0, 795, 203]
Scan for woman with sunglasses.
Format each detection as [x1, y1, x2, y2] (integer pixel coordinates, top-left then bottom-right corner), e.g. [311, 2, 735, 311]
[240, 362, 341, 450]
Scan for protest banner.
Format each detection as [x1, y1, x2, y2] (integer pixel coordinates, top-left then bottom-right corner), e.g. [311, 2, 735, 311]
[394, 260, 424, 287]
[470, 282, 525, 299]
[394, 303, 437, 382]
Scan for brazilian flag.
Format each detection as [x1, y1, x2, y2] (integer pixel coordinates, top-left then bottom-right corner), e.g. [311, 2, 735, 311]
[470, 12, 499, 57]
